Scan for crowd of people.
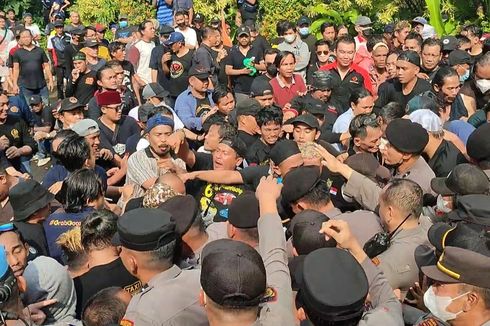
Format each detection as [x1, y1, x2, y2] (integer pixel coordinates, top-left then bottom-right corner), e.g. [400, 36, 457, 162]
[0, 2, 489, 325]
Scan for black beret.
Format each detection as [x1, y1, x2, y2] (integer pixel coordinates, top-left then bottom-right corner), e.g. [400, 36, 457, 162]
[297, 248, 368, 321]
[228, 192, 260, 229]
[158, 195, 199, 235]
[112, 208, 177, 251]
[270, 139, 301, 166]
[201, 239, 266, 307]
[467, 123, 490, 162]
[385, 118, 428, 154]
[398, 50, 421, 67]
[282, 166, 321, 204]
[220, 136, 247, 158]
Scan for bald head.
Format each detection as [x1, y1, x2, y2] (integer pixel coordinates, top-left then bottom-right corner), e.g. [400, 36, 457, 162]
[158, 173, 186, 195]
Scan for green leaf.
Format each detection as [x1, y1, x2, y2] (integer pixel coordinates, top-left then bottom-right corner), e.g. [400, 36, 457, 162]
[425, 0, 445, 36]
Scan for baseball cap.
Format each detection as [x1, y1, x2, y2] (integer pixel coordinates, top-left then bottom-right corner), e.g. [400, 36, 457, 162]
[193, 13, 204, 23]
[83, 39, 99, 48]
[58, 97, 85, 113]
[422, 246, 490, 288]
[163, 32, 185, 46]
[95, 90, 121, 106]
[441, 36, 458, 52]
[159, 24, 174, 35]
[209, 17, 220, 25]
[355, 16, 372, 26]
[421, 25, 436, 40]
[270, 139, 301, 166]
[345, 153, 392, 182]
[297, 16, 311, 27]
[282, 166, 322, 204]
[228, 192, 259, 229]
[219, 136, 247, 158]
[201, 239, 266, 307]
[71, 27, 86, 35]
[286, 113, 320, 130]
[28, 95, 42, 106]
[467, 123, 490, 162]
[145, 113, 175, 133]
[137, 103, 157, 123]
[23, 13, 32, 18]
[430, 163, 490, 196]
[398, 50, 421, 67]
[250, 78, 273, 97]
[159, 195, 200, 235]
[72, 52, 86, 62]
[142, 82, 169, 100]
[406, 93, 439, 115]
[112, 208, 177, 251]
[71, 119, 100, 137]
[409, 109, 443, 133]
[448, 49, 473, 66]
[385, 118, 429, 154]
[236, 98, 262, 117]
[54, 20, 64, 28]
[296, 248, 369, 321]
[236, 25, 250, 37]
[188, 66, 211, 80]
[412, 17, 427, 25]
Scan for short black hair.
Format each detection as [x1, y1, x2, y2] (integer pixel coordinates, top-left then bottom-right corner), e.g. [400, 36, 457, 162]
[264, 48, 280, 57]
[349, 87, 371, 105]
[422, 38, 442, 52]
[366, 34, 387, 52]
[64, 168, 103, 213]
[405, 31, 423, 48]
[432, 66, 459, 88]
[320, 22, 336, 34]
[96, 65, 114, 83]
[56, 134, 90, 172]
[300, 180, 331, 208]
[138, 19, 153, 33]
[315, 39, 333, 50]
[106, 60, 122, 70]
[256, 106, 283, 127]
[349, 113, 380, 139]
[456, 35, 471, 48]
[82, 287, 128, 326]
[378, 102, 405, 124]
[174, 9, 188, 17]
[211, 85, 232, 104]
[81, 209, 118, 250]
[335, 35, 356, 51]
[202, 26, 219, 40]
[276, 20, 289, 36]
[108, 41, 125, 54]
[462, 24, 483, 38]
[292, 223, 332, 255]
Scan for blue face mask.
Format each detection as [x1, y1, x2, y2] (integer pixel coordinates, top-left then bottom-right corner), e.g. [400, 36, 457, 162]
[119, 20, 128, 28]
[299, 27, 309, 36]
[460, 69, 470, 82]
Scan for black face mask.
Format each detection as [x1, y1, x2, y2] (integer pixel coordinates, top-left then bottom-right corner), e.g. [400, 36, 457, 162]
[362, 28, 372, 37]
[177, 22, 186, 28]
[266, 63, 277, 77]
[363, 213, 411, 258]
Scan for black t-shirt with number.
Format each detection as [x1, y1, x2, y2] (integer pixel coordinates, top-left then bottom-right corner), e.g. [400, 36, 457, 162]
[12, 46, 49, 89]
[186, 152, 248, 223]
[168, 49, 194, 98]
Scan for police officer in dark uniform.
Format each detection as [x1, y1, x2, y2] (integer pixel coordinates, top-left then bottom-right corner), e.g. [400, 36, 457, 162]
[115, 208, 208, 326]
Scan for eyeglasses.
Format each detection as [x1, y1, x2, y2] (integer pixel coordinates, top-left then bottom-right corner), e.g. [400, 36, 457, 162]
[0, 223, 15, 233]
[316, 51, 329, 55]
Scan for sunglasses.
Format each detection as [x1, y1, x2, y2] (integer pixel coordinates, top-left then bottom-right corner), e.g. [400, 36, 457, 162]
[316, 51, 329, 55]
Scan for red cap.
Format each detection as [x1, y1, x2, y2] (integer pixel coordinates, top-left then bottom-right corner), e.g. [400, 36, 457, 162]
[95, 23, 106, 32]
[96, 91, 121, 106]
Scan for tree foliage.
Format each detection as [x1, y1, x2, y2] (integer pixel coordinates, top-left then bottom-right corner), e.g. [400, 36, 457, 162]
[71, 0, 154, 26]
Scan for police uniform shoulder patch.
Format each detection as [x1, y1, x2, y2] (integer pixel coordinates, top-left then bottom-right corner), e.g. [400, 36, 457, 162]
[371, 257, 380, 266]
[11, 129, 19, 139]
[418, 317, 439, 326]
[120, 319, 134, 326]
[9, 106, 18, 113]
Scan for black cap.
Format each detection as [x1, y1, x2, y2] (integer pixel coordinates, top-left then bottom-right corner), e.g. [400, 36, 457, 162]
[236, 98, 262, 117]
[398, 50, 421, 67]
[311, 70, 336, 90]
[250, 78, 273, 97]
[10, 180, 54, 222]
[446, 194, 490, 226]
[441, 36, 458, 52]
[159, 24, 174, 35]
[209, 17, 220, 25]
[448, 49, 473, 66]
[71, 27, 86, 35]
[467, 123, 490, 162]
[28, 95, 42, 106]
[193, 13, 204, 23]
[158, 195, 200, 235]
[138, 103, 156, 123]
[188, 65, 211, 80]
[201, 239, 266, 307]
[345, 153, 392, 182]
[219, 136, 247, 158]
[302, 98, 326, 116]
[58, 97, 85, 113]
[385, 118, 428, 154]
[54, 20, 64, 28]
[297, 248, 368, 321]
[431, 164, 489, 196]
[297, 16, 311, 26]
[112, 208, 177, 251]
[236, 25, 250, 37]
[286, 113, 320, 130]
[270, 139, 301, 165]
[83, 39, 99, 47]
[228, 192, 259, 229]
[428, 222, 490, 255]
[282, 166, 322, 204]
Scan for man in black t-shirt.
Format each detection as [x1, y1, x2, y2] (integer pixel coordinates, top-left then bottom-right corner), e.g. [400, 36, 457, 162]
[162, 32, 194, 103]
[236, 98, 261, 148]
[108, 41, 137, 99]
[375, 50, 431, 111]
[65, 52, 97, 105]
[28, 95, 54, 162]
[64, 27, 85, 78]
[149, 25, 174, 94]
[48, 20, 72, 99]
[225, 25, 264, 104]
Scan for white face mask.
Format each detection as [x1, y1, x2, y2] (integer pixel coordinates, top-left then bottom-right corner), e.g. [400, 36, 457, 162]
[475, 79, 490, 94]
[436, 194, 452, 214]
[423, 286, 469, 322]
[284, 34, 296, 44]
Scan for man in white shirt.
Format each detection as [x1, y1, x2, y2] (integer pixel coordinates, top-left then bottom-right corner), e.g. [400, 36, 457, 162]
[174, 10, 198, 50]
[127, 20, 155, 85]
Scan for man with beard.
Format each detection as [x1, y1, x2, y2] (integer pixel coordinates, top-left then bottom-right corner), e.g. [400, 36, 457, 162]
[126, 113, 187, 198]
